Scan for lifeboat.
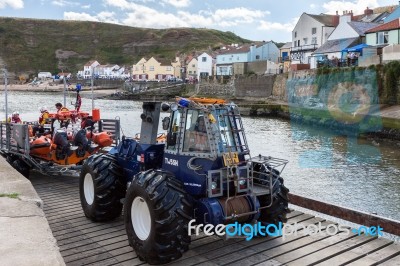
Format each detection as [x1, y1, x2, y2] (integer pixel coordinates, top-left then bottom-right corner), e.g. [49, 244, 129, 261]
[30, 136, 52, 155]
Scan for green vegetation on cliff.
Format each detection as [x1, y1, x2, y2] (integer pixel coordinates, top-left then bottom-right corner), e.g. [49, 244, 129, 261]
[0, 17, 249, 77]
[316, 63, 400, 105]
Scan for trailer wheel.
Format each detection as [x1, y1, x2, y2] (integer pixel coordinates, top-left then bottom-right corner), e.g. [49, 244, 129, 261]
[11, 158, 30, 178]
[254, 164, 290, 226]
[79, 153, 125, 221]
[124, 170, 192, 265]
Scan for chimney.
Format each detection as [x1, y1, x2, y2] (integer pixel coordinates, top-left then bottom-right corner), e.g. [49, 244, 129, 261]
[364, 7, 373, 15]
[336, 10, 339, 15]
[343, 11, 345, 15]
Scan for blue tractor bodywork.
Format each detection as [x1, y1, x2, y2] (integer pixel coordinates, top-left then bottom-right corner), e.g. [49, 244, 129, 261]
[79, 98, 289, 264]
[109, 100, 288, 226]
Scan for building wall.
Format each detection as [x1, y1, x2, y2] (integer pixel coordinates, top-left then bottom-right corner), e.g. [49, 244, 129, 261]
[132, 58, 147, 80]
[216, 52, 248, 64]
[293, 13, 324, 48]
[366, 30, 400, 46]
[197, 53, 213, 79]
[233, 63, 247, 75]
[382, 44, 400, 61]
[280, 47, 291, 62]
[171, 57, 181, 78]
[250, 42, 280, 62]
[144, 57, 174, 80]
[235, 75, 276, 97]
[187, 58, 198, 78]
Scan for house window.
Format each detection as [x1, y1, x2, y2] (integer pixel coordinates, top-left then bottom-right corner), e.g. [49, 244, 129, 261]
[256, 55, 260, 59]
[149, 66, 154, 71]
[295, 31, 297, 38]
[311, 37, 317, 44]
[192, 64, 195, 67]
[294, 41, 297, 47]
[303, 38, 308, 45]
[189, 71, 192, 74]
[376, 31, 389, 44]
[312, 28, 317, 35]
[202, 57, 207, 62]
[166, 66, 172, 71]
[298, 40, 300, 47]
[237, 56, 240, 60]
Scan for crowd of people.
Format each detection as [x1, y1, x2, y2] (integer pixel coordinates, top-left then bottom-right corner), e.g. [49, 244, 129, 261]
[7, 102, 71, 137]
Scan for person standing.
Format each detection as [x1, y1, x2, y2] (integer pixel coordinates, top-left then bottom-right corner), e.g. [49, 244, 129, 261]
[55, 102, 69, 112]
[55, 102, 70, 128]
[8, 111, 22, 123]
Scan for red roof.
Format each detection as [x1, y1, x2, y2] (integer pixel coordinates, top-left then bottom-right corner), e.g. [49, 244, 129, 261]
[365, 18, 400, 33]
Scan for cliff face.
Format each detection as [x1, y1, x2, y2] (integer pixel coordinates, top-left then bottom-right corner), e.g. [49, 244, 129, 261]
[0, 17, 249, 79]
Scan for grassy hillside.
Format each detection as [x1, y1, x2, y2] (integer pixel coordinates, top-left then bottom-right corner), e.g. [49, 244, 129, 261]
[0, 17, 250, 78]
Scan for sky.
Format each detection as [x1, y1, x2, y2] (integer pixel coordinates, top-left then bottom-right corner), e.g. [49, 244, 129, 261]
[0, 0, 399, 42]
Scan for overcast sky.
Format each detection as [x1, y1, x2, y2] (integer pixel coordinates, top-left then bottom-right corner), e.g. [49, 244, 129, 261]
[0, 0, 399, 42]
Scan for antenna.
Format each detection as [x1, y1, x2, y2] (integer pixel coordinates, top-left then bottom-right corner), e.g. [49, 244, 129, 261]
[3, 67, 8, 123]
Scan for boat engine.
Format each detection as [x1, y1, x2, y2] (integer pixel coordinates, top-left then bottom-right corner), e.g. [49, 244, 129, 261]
[73, 129, 92, 157]
[53, 129, 72, 160]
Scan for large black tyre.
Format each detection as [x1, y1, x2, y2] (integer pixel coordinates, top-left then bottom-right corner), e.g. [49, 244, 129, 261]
[254, 163, 290, 225]
[79, 153, 126, 222]
[124, 170, 192, 265]
[10, 157, 30, 179]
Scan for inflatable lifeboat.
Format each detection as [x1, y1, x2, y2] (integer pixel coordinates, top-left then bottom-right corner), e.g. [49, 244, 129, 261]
[29, 128, 113, 165]
[30, 136, 52, 156]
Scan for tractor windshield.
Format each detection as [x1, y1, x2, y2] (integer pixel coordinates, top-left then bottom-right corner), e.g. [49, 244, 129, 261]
[183, 110, 210, 153]
[213, 108, 249, 155]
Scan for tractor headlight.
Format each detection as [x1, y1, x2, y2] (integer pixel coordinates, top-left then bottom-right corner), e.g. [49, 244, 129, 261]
[207, 170, 223, 197]
[211, 181, 218, 190]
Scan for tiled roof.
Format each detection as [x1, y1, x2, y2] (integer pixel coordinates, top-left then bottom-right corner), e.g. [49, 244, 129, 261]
[308, 14, 339, 27]
[348, 21, 381, 36]
[280, 42, 292, 49]
[365, 18, 400, 33]
[84, 60, 97, 66]
[313, 37, 360, 54]
[157, 58, 173, 66]
[356, 12, 388, 23]
[218, 45, 251, 55]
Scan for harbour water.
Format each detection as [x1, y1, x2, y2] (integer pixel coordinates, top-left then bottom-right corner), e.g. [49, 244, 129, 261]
[1, 91, 400, 221]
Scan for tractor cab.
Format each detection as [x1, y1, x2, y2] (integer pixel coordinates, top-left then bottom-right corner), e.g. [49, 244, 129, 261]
[164, 98, 248, 159]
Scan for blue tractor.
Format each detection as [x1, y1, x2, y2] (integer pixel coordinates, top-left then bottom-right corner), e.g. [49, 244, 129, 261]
[79, 98, 289, 264]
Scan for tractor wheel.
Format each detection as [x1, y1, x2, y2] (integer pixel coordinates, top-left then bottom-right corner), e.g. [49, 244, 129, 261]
[79, 153, 126, 222]
[124, 170, 192, 265]
[254, 163, 290, 225]
[11, 158, 31, 179]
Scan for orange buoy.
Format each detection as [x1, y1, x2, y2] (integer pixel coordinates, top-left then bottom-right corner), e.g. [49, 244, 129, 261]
[92, 109, 100, 121]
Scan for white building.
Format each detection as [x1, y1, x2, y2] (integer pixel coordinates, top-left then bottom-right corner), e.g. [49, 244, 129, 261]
[291, 13, 339, 64]
[197, 52, 213, 79]
[38, 72, 52, 79]
[78, 60, 100, 79]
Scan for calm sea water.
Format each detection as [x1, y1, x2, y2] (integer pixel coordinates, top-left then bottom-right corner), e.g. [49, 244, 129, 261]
[1, 90, 400, 221]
